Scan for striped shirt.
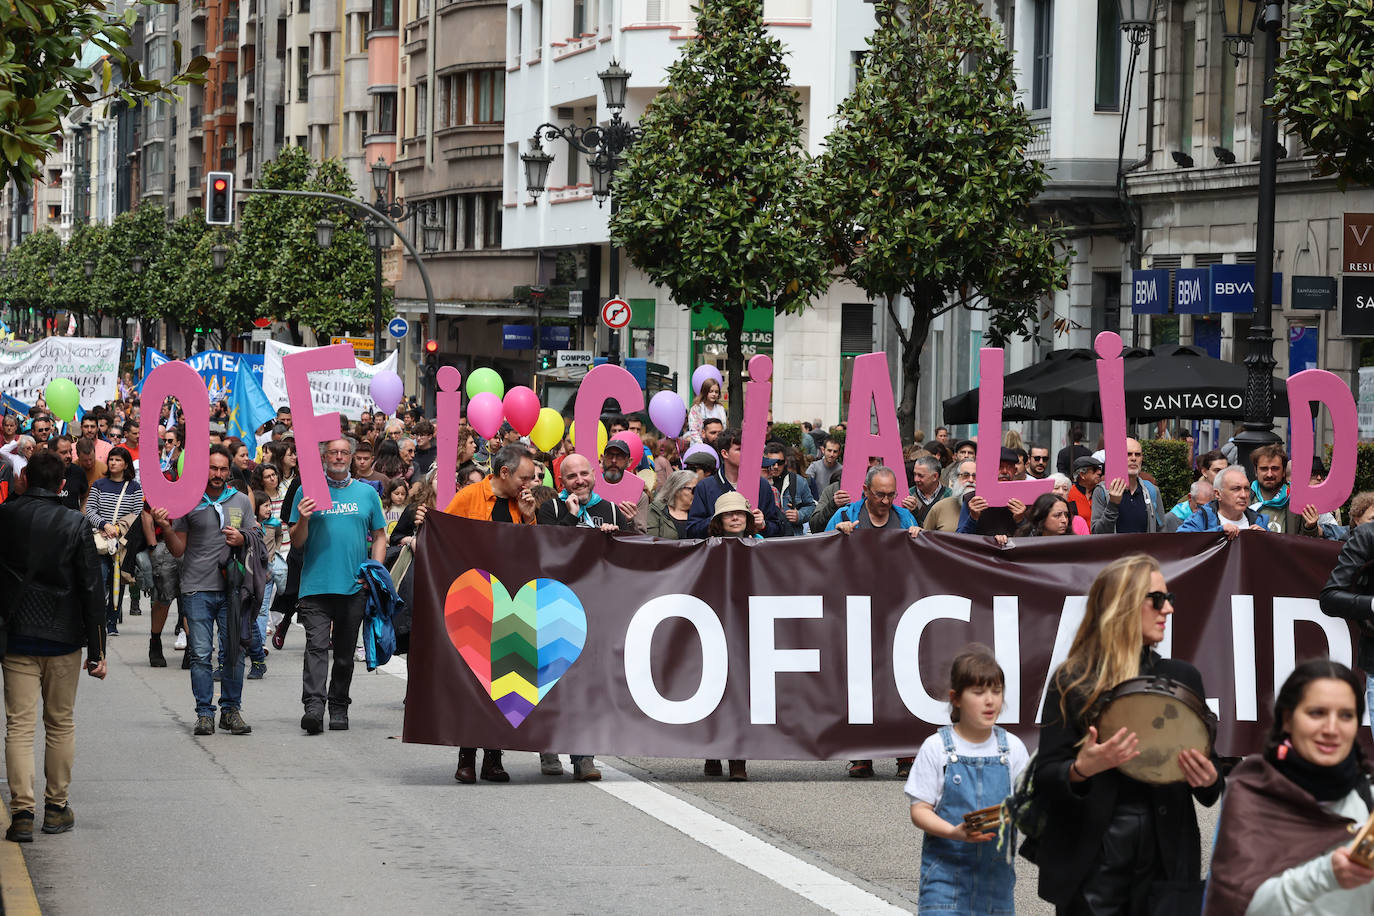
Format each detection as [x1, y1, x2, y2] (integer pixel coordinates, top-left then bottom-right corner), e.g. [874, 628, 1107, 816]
[84, 477, 143, 528]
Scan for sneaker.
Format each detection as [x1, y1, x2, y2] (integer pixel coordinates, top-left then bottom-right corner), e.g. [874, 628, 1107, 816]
[106, 625, 119, 636]
[272, 620, 290, 651]
[5, 811, 33, 843]
[539, 753, 564, 776]
[193, 715, 215, 736]
[218, 709, 252, 735]
[847, 760, 875, 778]
[247, 661, 266, 680]
[301, 711, 323, 735]
[354, 645, 367, 662]
[573, 758, 602, 781]
[41, 804, 74, 835]
[212, 666, 222, 682]
[896, 757, 915, 779]
[174, 630, 188, 651]
[328, 709, 349, 731]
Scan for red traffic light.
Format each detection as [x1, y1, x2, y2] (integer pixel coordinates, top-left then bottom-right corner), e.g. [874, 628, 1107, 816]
[424, 339, 438, 354]
[213, 178, 227, 192]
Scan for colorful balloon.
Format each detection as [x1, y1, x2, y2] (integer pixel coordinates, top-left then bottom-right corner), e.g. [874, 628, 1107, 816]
[466, 367, 505, 400]
[529, 407, 566, 452]
[502, 386, 541, 436]
[682, 443, 717, 466]
[44, 377, 79, 422]
[369, 370, 404, 415]
[611, 431, 643, 466]
[467, 391, 504, 440]
[569, 419, 608, 457]
[691, 364, 723, 397]
[647, 390, 686, 437]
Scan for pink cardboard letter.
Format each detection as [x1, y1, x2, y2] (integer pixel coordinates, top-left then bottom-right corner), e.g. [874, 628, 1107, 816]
[435, 365, 463, 511]
[283, 343, 355, 511]
[1095, 331, 1129, 486]
[735, 354, 774, 509]
[1287, 369, 1357, 514]
[574, 363, 645, 504]
[840, 352, 909, 502]
[138, 361, 210, 518]
[975, 348, 1053, 508]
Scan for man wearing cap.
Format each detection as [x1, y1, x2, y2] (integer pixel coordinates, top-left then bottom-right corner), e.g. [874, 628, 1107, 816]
[685, 428, 786, 539]
[684, 448, 718, 481]
[1090, 438, 1165, 533]
[1067, 455, 1102, 525]
[957, 448, 1027, 537]
[596, 437, 650, 533]
[952, 439, 977, 462]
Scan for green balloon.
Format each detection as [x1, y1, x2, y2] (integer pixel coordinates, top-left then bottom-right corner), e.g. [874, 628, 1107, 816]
[44, 378, 79, 422]
[466, 367, 505, 400]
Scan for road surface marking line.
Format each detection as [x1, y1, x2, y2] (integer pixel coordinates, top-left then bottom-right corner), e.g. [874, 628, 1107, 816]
[0, 813, 43, 916]
[378, 656, 903, 914]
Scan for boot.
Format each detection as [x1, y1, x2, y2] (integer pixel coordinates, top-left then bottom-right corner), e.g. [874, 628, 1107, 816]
[149, 636, 167, 668]
[454, 748, 477, 784]
[728, 760, 748, 781]
[539, 753, 564, 776]
[480, 750, 510, 783]
[704, 759, 723, 777]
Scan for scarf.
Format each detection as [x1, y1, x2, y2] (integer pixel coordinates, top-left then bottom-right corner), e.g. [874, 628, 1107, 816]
[1268, 740, 1366, 801]
[325, 474, 354, 490]
[1251, 480, 1289, 511]
[197, 487, 237, 528]
[558, 488, 603, 526]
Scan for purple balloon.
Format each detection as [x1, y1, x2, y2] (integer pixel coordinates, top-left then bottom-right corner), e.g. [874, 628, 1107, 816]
[682, 443, 717, 466]
[369, 370, 404, 415]
[691, 364, 723, 396]
[648, 390, 686, 437]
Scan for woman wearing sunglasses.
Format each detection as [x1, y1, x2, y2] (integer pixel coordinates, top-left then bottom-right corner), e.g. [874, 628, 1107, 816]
[1031, 554, 1223, 915]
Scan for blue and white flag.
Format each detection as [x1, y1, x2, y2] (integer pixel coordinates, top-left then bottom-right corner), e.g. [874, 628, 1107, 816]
[227, 358, 275, 442]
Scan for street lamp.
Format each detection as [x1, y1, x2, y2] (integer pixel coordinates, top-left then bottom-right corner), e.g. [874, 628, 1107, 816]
[521, 59, 643, 365]
[83, 259, 94, 279]
[1224, 0, 1286, 469]
[211, 243, 229, 271]
[129, 256, 144, 276]
[1117, 0, 1155, 39]
[315, 218, 335, 249]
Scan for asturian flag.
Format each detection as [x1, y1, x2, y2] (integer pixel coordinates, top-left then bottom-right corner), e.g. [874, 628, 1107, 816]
[227, 358, 275, 442]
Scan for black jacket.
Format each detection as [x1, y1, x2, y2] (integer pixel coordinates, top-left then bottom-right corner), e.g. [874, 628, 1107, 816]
[536, 494, 635, 531]
[0, 489, 104, 656]
[1319, 522, 1374, 672]
[1033, 649, 1224, 907]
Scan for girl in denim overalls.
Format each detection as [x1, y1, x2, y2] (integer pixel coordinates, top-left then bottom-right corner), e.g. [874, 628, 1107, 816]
[904, 644, 1028, 915]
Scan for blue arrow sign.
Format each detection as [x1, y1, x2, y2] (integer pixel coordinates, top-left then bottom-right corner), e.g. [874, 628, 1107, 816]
[387, 317, 409, 340]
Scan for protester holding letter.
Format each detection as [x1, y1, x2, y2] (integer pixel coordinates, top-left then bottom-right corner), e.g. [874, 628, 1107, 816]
[825, 466, 920, 537]
[1178, 466, 1267, 537]
[1204, 660, 1374, 915]
[1090, 439, 1165, 534]
[1032, 554, 1221, 914]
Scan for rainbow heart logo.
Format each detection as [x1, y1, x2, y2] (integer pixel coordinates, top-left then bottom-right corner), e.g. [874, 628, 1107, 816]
[444, 569, 587, 728]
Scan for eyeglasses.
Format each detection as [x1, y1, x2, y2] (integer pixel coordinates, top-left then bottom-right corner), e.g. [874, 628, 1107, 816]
[869, 491, 896, 502]
[325, 449, 351, 456]
[957, 471, 976, 480]
[1029, 455, 1048, 462]
[1145, 591, 1175, 610]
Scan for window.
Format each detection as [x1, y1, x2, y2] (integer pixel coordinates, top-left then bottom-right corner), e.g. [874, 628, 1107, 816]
[475, 69, 504, 123]
[567, 146, 580, 185]
[573, 0, 585, 35]
[1094, 0, 1120, 110]
[375, 92, 396, 134]
[299, 0, 309, 12]
[438, 72, 467, 127]
[372, 0, 395, 29]
[461, 195, 475, 249]
[297, 47, 308, 101]
[482, 191, 501, 248]
[839, 303, 875, 414]
[1176, 19, 1195, 153]
[850, 50, 867, 94]
[276, 17, 286, 56]
[1031, 0, 1053, 111]
[274, 104, 285, 143]
[320, 33, 331, 69]
[510, 7, 523, 64]
[415, 83, 427, 133]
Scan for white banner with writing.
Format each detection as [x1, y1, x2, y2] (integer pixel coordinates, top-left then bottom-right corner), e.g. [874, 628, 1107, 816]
[0, 337, 123, 408]
[262, 340, 398, 420]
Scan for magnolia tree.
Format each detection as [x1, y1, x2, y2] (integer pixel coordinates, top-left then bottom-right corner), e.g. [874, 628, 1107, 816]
[818, 0, 1068, 440]
[609, 0, 832, 426]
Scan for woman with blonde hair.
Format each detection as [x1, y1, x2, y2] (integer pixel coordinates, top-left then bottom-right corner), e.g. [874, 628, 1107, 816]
[1031, 554, 1222, 914]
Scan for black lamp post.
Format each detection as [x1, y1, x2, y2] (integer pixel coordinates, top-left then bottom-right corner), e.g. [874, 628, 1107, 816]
[1223, 0, 1285, 469]
[364, 155, 442, 362]
[522, 59, 642, 366]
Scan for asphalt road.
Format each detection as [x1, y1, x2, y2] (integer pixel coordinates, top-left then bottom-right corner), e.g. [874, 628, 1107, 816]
[2, 610, 1219, 915]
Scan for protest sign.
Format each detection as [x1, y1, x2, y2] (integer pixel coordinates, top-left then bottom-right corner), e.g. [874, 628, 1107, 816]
[0, 337, 121, 409]
[144, 348, 264, 403]
[261, 340, 398, 420]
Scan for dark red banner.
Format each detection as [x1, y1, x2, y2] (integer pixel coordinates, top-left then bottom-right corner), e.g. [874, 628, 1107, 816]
[403, 516, 1351, 759]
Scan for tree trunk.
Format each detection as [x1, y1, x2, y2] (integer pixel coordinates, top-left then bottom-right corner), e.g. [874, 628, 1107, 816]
[896, 306, 935, 443]
[287, 318, 304, 347]
[724, 308, 747, 429]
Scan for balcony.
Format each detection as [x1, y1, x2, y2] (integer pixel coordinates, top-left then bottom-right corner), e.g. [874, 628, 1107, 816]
[242, 68, 255, 98]
[220, 147, 236, 170]
[222, 17, 239, 44]
[1026, 115, 1049, 160]
[189, 166, 202, 194]
[191, 0, 206, 20]
[221, 79, 238, 109]
[190, 43, 205, 59]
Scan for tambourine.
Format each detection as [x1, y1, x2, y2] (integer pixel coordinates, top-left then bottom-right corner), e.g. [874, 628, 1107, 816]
[1095, 675, 1218, 785]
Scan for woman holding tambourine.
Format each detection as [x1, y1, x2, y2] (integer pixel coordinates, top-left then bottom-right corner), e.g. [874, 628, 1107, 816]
[1032, 553, 1223, 915]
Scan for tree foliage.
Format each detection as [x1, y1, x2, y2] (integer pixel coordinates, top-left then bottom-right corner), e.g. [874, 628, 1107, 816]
[817, 0, 1069, 439]
[1271, 0, 1374, 187]
[0, 0, 208, 187]
[609, 0, 832, 425]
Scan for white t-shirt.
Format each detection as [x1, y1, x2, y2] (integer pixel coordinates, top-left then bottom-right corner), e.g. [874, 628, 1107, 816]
[903, 728, 1030, 809]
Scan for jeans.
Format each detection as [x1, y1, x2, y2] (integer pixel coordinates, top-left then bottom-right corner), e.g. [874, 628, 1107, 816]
[184, 591, 244, 717]
[258, 555, 287, 647]
[297, 592, 366, 714]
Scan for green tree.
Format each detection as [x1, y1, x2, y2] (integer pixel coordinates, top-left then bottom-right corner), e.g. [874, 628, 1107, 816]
[1271, 0, 1374, 187]
[155, 211, 212, 351]
[95, 203, 166, 347]
[818, 0, 1069, 440]
[236, 146, 382, 343]
[609, 0, 832, 425]
[0, 0, 208, 187]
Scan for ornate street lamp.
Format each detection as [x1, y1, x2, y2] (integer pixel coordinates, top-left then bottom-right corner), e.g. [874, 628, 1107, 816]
[1117, 0, 1156, 41]
[1223, 0, 1262, 62]
[211, 243, 229, 271]
[521, 141, 554, 198]
[422, 206, 443, 253]
[370, 155, 391, 197]
[598, 60, 631, 110]
[83, 259, 94, 279]
[129, 255, 144, 276]
[315, 218, 335, 249]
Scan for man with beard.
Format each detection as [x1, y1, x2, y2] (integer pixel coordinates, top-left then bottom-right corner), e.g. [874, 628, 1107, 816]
[806, 439, 843, 501]
[46, 436, 87, 512]
[1248, 443, 1321, 535]
[922, 459, 976, 532]
[286, 439, 387, 735]
[1025, 444, 1050, 480]
[955, 449, 1027, 536]
[75, 438, 104, 489]
[593, 438, 650, 532]
[28, 415, 53, 447]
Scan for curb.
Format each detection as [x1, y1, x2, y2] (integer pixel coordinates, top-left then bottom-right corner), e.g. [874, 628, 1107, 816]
[0, 812, 42, 915]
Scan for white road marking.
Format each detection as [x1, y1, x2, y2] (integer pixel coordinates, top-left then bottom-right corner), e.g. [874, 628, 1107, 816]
[378, 655, 907, 915]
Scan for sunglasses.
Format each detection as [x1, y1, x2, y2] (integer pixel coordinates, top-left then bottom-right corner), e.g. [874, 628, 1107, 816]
[1145, 591, 1175, 610]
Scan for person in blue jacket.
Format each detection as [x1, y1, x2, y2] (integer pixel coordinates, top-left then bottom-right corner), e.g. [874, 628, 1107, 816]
[684, 428, 786, 539]
[1178, 465, 1268, 537]
[826, 466, 922, 536]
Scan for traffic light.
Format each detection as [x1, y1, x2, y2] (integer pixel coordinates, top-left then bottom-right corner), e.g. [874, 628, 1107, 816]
[206, 171, 234, 226]
[423, 339, 439, 420]
[539, 353, 554, 370]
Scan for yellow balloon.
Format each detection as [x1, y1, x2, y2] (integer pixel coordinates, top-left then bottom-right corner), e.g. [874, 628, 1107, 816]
[569, 419, 608, 457]
[529, 407, 565, 452]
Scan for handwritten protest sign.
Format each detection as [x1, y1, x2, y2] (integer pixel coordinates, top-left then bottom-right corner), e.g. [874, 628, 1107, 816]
[0, 337, 122, 409]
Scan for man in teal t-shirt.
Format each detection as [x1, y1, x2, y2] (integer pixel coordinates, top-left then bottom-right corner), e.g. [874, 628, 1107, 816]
[287, 438, 387, 735]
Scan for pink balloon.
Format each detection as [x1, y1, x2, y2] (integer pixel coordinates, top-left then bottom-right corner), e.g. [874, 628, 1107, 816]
[692, 364, 723, 396]
[369, 370, 404, 415]
[648, 390, 686, 437]
[467, 391, 504, 440]
[503, 386, 541, 436]
[612, 430, 643, 466]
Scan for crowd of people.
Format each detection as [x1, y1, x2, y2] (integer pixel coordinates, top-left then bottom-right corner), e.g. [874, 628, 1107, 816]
[4, 390, 1374, 915]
